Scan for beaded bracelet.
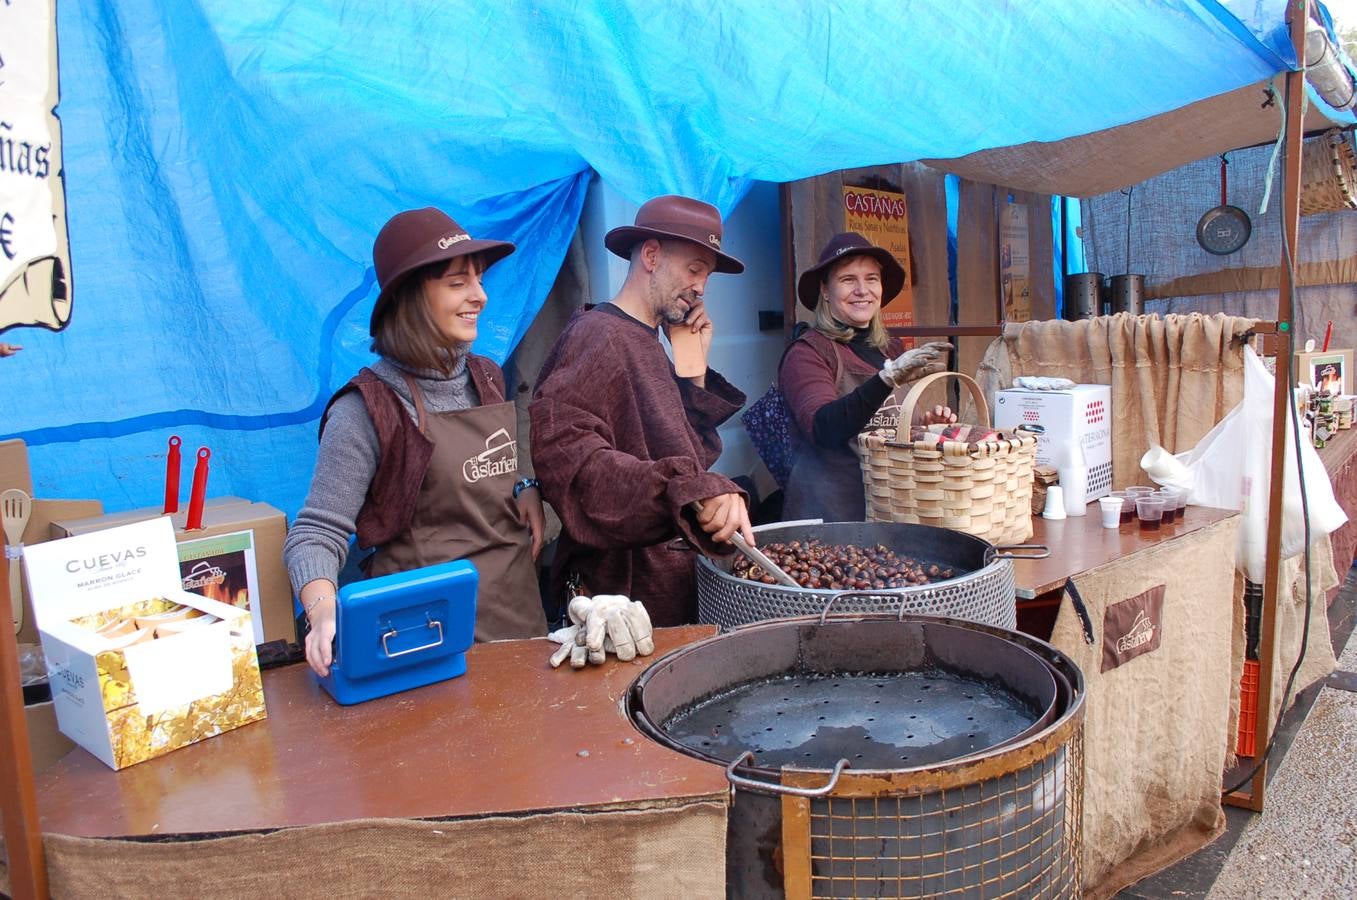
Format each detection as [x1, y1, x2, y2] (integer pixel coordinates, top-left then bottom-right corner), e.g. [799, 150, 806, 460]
[303, 594, 333, 625]
[513, 477, 541, 499]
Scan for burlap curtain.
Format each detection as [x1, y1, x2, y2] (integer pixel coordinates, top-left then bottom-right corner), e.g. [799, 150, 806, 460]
[975, 312, 1257, 489]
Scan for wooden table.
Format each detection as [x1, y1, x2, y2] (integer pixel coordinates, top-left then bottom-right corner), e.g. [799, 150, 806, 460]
[1013, 503, 1238, 638]
[36, 625, 726, 839]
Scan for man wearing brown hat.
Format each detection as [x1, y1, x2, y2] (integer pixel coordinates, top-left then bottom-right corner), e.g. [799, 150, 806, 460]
[530, 195, 753, 626]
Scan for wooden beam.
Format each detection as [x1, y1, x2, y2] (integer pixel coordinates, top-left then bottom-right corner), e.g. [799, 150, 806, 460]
[1226, 0, 1310, 813]
[887, 325, 1003, 338]
[0, 555, 49, 897]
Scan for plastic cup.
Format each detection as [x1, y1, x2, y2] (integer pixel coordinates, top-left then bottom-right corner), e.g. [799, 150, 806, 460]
[1153, 490, 1177, 524]
[1042, 485, 1067, 520]
[1135, 496, 1165, 530]
[1097, 496, 1124, 528]
[1109, 490, 1133, 523]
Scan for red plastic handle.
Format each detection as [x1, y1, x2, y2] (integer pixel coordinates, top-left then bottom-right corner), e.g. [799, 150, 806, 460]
[163, 435, 182, 515]
[185, 447, 211, 530]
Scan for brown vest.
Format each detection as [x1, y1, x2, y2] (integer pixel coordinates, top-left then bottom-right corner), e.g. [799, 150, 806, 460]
[322, 357, 504, 549]
[322, 359, 545, 641]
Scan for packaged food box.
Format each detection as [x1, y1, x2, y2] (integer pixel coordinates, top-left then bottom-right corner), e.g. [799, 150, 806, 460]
[24, 516, 266, 770]
[994, 384, 1113, 501]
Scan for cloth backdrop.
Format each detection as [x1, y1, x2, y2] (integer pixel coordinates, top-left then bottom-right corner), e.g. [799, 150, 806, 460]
[0, 0, 1334, 519]
[974, 313, 1257, 488]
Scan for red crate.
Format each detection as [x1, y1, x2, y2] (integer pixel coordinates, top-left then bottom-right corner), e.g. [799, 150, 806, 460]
[1237, 659, 1260, 757]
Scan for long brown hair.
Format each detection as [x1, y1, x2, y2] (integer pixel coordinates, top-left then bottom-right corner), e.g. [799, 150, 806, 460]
[370, 255, 483, 375]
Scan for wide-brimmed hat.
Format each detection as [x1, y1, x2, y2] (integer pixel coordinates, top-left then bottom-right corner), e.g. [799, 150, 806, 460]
[369, 207, 515, 334]
[796, 232, 906, 311]
[604, 195, 745, 274]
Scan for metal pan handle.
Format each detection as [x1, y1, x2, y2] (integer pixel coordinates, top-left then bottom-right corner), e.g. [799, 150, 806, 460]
[987, 544, 1050, 562]
[724, 751, 849, 797]
[818, 590, 897, 625]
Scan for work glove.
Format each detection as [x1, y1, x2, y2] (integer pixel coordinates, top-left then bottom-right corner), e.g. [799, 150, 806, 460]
[547, 594, 655, 668]
[879, 341, 952, 388]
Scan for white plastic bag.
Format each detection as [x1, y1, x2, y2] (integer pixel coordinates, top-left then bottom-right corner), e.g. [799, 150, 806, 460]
[1146, 346, 1346, 582]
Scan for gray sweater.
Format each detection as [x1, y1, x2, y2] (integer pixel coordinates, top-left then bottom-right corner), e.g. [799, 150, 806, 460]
[283, 356, 480, 594]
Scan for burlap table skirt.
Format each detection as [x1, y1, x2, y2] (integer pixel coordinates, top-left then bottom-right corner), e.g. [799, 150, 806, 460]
[2, 800, 727, 899]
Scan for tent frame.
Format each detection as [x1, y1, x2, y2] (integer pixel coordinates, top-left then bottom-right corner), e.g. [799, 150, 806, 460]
[0, 4, 1322, 897]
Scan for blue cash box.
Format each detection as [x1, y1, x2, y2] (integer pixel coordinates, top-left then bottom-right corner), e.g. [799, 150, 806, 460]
[318, 559, 478, 705]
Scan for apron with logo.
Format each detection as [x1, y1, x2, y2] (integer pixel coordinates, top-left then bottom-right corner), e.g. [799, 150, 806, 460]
[369, 372, 546, 641]
[783, 336, 905, 523]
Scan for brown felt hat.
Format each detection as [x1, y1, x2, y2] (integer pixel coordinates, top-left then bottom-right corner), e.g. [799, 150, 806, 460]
[369, 207, 515, 334]
[604, 195, 744, 274]
[796, 231, 905, 311]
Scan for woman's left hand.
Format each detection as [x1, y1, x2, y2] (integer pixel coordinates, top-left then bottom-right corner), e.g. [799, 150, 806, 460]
[517, 487, 546, 560]
[914, 404, 957, 426]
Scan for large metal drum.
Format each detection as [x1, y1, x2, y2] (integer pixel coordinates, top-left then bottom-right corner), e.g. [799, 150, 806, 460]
[628, 614, 1085, 899]
[696, 521, 1045, 631]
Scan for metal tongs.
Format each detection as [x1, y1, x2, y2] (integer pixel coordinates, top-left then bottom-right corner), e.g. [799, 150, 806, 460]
[689, 500, 799, 588]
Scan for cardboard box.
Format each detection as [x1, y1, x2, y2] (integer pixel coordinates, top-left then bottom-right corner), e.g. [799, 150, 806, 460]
[994, 384, 1113, 501]
[14, 498, 105, 645]
[51, 499, 294, 645]
[0, 437, 34, 496]
[24, 517, 266, 770]
[1295, 348, 1353, 397]
[25, 700, 76, 772]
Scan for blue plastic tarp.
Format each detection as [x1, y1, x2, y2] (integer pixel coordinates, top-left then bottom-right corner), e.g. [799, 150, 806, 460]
[1, 0, 1329, 519]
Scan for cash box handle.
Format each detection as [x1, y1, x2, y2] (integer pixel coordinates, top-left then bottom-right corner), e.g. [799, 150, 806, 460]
[381, 616, 445, 659]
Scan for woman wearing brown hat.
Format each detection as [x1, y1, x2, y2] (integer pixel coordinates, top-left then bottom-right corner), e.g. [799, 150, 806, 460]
[285, 207, 548, 677]
[779, 232, 954, 522]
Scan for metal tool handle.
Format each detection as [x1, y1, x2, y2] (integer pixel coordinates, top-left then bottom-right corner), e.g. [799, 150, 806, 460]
[724, 750, 848, 797]
[689, 500, 800, 588]
[730, 532, 800, 588]
[381, 617, 445, 658]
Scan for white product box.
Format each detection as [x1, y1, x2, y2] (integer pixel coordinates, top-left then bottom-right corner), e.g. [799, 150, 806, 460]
[24, 517, 266, 769]
[994, 384, 1113, 501]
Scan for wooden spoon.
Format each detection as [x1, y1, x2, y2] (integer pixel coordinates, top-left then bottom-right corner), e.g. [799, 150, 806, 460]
[2, 488, 33, 633]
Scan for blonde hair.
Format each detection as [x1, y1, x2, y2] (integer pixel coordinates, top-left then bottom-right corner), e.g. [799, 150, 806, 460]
[811, 257, 890, 350]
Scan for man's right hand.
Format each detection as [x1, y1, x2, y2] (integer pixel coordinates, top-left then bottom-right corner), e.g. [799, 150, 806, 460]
[696, 492, 755, 546]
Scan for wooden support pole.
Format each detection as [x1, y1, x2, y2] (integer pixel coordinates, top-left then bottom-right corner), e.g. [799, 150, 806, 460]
[1227, 0, 1310, 813]
[0, 555, 49, 898]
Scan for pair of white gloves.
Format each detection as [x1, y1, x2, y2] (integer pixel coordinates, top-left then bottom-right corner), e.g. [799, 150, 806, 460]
[548, 594, 655, 668]
[879, 341, 952, 388]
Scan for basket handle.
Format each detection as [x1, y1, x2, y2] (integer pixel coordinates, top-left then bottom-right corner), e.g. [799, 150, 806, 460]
[894, 370, 991, 440]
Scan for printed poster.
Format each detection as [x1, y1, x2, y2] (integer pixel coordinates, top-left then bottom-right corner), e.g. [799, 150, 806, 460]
[999, 200, 1031, 322]
[0, 0, 72, 336]
[842, 185, 914, 340]
[177, 530, 265, 644]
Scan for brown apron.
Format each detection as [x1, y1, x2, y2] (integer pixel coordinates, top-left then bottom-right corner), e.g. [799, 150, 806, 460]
[369, 372, 546, 642]
[783, 342, 904, 523]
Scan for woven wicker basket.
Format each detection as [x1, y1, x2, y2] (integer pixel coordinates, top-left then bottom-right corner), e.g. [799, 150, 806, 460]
[1300, 128, 1357, 217]
[857, 371, 1038, 544]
